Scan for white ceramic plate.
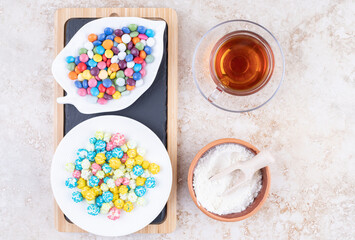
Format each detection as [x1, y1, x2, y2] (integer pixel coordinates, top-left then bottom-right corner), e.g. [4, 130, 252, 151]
[52, 17, 166, 114]
[50, 116, 172, 236]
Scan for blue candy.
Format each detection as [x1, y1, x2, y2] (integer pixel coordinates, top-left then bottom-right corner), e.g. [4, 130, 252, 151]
[111, 148, 124, 158]
[90, 87, 99, 96]
[95, 140, 106, 151]
[96, 195, 104, 207]
[65, 177, 77, 189]
[145, 29, 155, 37]
[102, 78, 112, 88]
[137, 26, 146, 34]
[106, 35, 115, 40]
[88, 176, 99, 187]
[102, 191, 113, 203]
[82, 79, 88, 89]
[145, 177, 156, 188]
[103, 177, 110, 184]
[89, 137, 97, 144]
[132, 72, 141, 80]
[122, 27, 130, 34]
[93, 40, 102, 46]
[88, 59, 97, 68]
[125, 54, 133, 62]
[87, 151, 97, 162]
[96, 45, 105, 55]
[74, 80, 82, 89]
[72, 191, 83, 202]
[75, 158, 83, 170]
[77, 149, 88, 159]
[133, 64, 142, 72]
[127, 185, 130, 191]
[87, 204, 100, 216]
[132, 165, 144, 176]
[98, 33, 106, 41]
[134, 186, 146, 197]
[74, 56, 81, 65]
[86, 66, 91, 70]
[75, 163, 82, 170]
[66, 56, 75, 63]
[113, 41, 118, 47]
[144, 46, 152, 55]
[104, 27, 114, 35]
[102, 163, 112, 174]
[105, 151, 113, 160]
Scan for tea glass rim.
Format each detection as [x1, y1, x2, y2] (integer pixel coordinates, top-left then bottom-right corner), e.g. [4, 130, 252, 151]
[192, 19, 285, 113]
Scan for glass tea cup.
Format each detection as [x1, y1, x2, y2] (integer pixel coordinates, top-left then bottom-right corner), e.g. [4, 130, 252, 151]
[192, 20, 285, 113]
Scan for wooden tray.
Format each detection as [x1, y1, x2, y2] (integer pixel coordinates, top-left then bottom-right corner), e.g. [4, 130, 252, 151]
[53, 8, 178, 234]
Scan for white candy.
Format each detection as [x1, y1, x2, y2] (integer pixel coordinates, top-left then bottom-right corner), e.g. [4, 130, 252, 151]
[81, 159, 91, 169]
[120, 193, 127, 200]
[87, 96, 98, 104]
[127, 140, 137, 149]
[100, 183, 109, 192]
[130, 171, 138, 179]
[115, 78, 126, 87]
[121, 90, 130, 96]
[127, 61, 135, 68]
[124, 172, 131, 179]
[121, 34, 131, 43]
[141, 169, 151, 178]
[107, 179, 115, 188]
[135, 79, 144, 87]
[146, 37, 155, 47]
[119, 164, 126, 171]
[86, 143, 95, 152]
[111, 55, 119, 63]
[84, 42, 94, 50]
[127, 191, 138, 203]
[136, 197, 146, 206]
[77, 73, 84, 81]
[81, 169, 92, 180]
[129, 179, 137, 189]
[117, 52, 126, 60]
[137, 147, 146, 156]
[103, 132, 111, 142]
[87, 50, 94, 59]
[86, 199, 95, 204]
[118, 43, 126, 52]
[140, 40, 147, 46]
[120, 144, 128, 152]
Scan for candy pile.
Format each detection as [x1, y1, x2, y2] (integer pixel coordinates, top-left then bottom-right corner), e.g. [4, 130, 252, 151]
[65, 24, 156, 105]
[65, 131, 160, 220]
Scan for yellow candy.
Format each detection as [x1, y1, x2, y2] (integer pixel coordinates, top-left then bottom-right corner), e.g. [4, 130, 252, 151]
[81, 186, 91, 198]
[121, 144, 128, 152]
[149, 163, 160, 174]
[107, 68, 112, 75]
[123, 201, 134, 212]
[136, 177, 146, 186]
[92, 186, 102, 196]
[118, 185, 128, 194]
[95, 130, 104, 140]
[142, 160, 150, 169]
[77, 178, 86, 189]
[112, 91, 121, 99]
[97, 92, 104, 98]
[127, 149, 137, 158]
[125, 158, 135, 169]
[82, 70, 92, 80]
[93, 54, 102, 62]
[112, 194, 119, 202]
[109, 158, 121, 169]
[109, 72, 116, 79]
[105, 49, 114, 58]
[110, 186, 119, 195]
[85, 189, 96, 201]
[98, 70, 108, 79]
[114, 199, 125, 209]
[95, 152, 106, 164]
[135, 155, 144, 165]
[77, 73, 84, 81]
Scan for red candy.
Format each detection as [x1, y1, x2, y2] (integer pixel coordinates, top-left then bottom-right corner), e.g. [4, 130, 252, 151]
[102, 54, 107, 62]
[98, 84, 106, 93]
[134, 57, 144, 64]
[106, 86, 116, 95]
[77, 62, 87, 72]
[106, 59, 111, 68]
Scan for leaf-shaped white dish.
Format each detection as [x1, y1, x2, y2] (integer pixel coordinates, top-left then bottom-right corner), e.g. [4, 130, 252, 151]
[52, 17, 166, 114]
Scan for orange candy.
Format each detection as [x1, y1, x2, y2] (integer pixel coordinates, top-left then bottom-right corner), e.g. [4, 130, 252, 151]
[126, 85, 135, 91]
[109, 63, 119, 72]
[114, 37, 123, 43]
[88, 34, 97, 42]
[68, 71, 78, 80]
[139, 50, 147, 59]
[102, 39, 113, 50]
[132, 37, 140, 45]
[74, 66, 81, 74]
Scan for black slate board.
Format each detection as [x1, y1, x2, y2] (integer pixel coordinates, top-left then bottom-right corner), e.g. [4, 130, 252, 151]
[63, 18, 168, 225]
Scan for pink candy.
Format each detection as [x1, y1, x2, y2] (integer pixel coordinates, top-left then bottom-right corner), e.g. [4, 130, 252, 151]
[97, 61, 106, 70]
[87, 87, 92, 95]
[79, 54, 89, 62]
[110, 133, 125, 147]
[91, 163, 101, 174]
[122, 177, 130, 185]
[88, 78, 97, 87]
[107, 207, 121, 220]
[106, 142, 114, 151]
[138, 34, 148, 40]
[124, 68, 134, 77]
[140, 69, 146, 77]
[121, 153, 128, 163]
[97, 98, 107, 105]
[77, 88, 87, 96]
[72, 170, 81, 178]
[141, 61, 146, 68]
[115, 178, 123, 186]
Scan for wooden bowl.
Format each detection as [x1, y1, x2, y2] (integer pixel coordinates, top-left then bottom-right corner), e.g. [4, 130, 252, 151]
[187, 138, 271, 222]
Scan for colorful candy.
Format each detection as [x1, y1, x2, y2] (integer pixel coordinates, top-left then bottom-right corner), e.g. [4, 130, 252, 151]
[65, 25, 156, 105]
[64, 130, 160, 220]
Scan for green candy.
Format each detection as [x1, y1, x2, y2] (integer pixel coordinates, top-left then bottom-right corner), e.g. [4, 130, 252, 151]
[126, 50, 131, 55]
[117, 86, 126, 92]
[121, 90, 130, 96]
[78, 48, 87, 54]
[145, 55, 154, 63]
[135, 42, 144, 51]
[128, 24, 138, 31]
[117, 70, 125, 78]
[67, 62, 76, 71]
[93, 46, 98, 54]
[130, 31, 139, 38]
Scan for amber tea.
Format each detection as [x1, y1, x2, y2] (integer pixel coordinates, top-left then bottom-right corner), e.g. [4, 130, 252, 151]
[210, 31, 274, 96]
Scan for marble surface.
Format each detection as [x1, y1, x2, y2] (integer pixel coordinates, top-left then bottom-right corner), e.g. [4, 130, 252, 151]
[0, 0, 354, 239]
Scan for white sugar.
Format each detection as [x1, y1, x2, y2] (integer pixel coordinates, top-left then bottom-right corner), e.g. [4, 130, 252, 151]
[193, 143, 262, 215]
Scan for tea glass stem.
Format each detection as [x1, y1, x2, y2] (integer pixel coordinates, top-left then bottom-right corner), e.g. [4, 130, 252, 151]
[208, 87, 223, 103]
